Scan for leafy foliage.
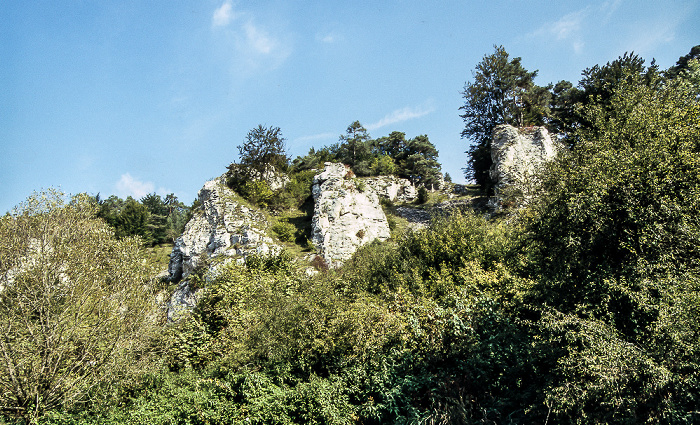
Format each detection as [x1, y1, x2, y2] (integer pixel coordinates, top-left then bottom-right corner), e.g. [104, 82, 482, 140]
[518, 53, 700, 424]
[290, 125, 442, 187]
[238, 124, 289, 176]
[336, 121, 372, 172]
[0, 191, 157, 423]
[96, 193, 190, 246]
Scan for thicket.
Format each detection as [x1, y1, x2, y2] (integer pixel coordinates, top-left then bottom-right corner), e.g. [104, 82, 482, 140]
[0, 191, 158, 423]
[95, 192, 191, 246]
[2, 46, 700, 424]
[291, 122, 442, 187]
[461, 45, 698, 193]
[226, 121, 443, 219]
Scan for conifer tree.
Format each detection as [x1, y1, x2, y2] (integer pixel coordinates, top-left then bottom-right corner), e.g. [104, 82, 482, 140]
[460, 45, 545, 191]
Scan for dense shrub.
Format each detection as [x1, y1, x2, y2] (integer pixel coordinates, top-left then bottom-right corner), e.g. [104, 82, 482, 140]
[272, 220, 297, 242]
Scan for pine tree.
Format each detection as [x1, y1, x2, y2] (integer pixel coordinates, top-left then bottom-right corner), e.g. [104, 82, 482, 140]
[460, 45, 545, 192]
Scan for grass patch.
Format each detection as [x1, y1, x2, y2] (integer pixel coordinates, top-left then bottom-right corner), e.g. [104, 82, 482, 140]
[143, 243, 174, 271]
[271, 196, 315, 257]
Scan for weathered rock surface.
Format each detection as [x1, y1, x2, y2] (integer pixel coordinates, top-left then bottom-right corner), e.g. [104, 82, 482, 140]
[490, 125, 561, 208]
[166, 174, 279, 320]
[362, 176, 416, 202]
[252, 164, 290, 191]
[227, 163, 290, 192]
[311, 163, 391, 266]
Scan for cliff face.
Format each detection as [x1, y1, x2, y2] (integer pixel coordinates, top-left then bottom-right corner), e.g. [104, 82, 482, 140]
[311, 163, 391, 267]
[490, 125, 561, 208]
[166, 175, 280, 320]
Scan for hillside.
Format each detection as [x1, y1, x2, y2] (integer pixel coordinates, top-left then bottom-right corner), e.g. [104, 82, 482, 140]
[1, 47, 699, 424]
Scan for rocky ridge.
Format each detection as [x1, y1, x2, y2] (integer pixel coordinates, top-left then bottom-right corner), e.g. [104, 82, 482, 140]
[362, 175, 416, 202]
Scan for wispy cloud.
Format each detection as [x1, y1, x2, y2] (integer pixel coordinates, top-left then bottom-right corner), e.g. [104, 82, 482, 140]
[115, 173, 155, 199]
[294, 132, 337, 143]
[211, 3, 292, 73]
[550, 9, 588, 40]
[212, 1, 236, 27]
[366, 102, 435, 131]
[621, 22, 677, 57]
[600, 0, 623, 22]
[529, 7, 589, 54]
[316, 31, 341, 44]
[243, 21, 277, 55]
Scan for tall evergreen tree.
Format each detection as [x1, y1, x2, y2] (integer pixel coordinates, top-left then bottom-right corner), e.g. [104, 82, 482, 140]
[337, 121, 373, 175]
[402, 135, 441, 187]
[460, 45, 544, 192]
[141, 193, 168, 246]
[115, 197, 151, 242]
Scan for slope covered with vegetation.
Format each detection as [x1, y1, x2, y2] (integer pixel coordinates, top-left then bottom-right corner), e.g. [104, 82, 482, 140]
[1, 46, 699, 424]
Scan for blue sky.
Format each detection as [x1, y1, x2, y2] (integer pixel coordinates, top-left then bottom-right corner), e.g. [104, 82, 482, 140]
[2, 0, 698, 213]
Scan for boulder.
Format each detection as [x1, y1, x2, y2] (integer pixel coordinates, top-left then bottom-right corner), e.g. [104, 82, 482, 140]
[311, 163, 391, 266]
[490, 125, 561, 208]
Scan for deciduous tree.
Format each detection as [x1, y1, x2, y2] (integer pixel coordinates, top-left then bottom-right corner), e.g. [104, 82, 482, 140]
[0, 190, 157, 422]
[237, 124, 289, 176]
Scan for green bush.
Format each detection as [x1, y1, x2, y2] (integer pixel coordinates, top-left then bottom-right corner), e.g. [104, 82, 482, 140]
[417, 186, 429, 204]
[272, 221, 296, 242]
[239, 180, 274, 207]
[269, 169, 315, 211]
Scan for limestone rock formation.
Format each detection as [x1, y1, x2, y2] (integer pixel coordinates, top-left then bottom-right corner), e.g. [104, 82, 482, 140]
[252, 164, 290, 191]
[362, 175, 416, 202]
[311, 163, 391, 266]
[166, 174, 279, 320]
[226, 163, 290, 191]
[490, 125, 561, 208]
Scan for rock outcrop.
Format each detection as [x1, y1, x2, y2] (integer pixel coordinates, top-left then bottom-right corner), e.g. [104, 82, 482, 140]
[166, 174, 280, 320]
[252, 164, 290, 191]
[311, 163, 391, 266]
[226, 163, 290, 191]
[362, 176, 416, 202]
[490, 125, 560, 208]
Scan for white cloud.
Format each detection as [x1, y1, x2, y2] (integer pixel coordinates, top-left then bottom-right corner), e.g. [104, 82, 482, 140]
[115, 173, 155, 199]
[529, 7, 589, 53]
[211, 2, 292, 73]
[243, 21, 276, 55]
[294, 132, 336, 143]
[212, 1, 235, 27]
[366, 103, 436, 131]
[550, 9, 587, 40]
